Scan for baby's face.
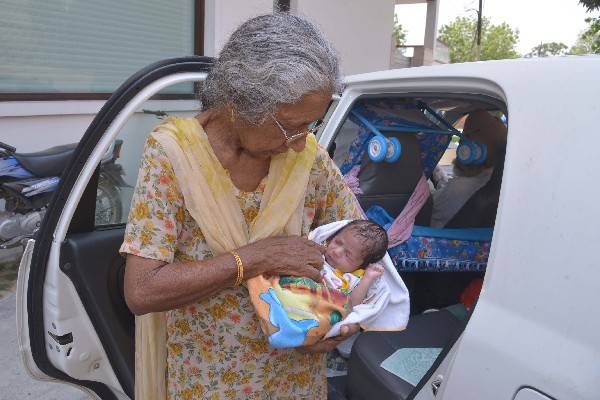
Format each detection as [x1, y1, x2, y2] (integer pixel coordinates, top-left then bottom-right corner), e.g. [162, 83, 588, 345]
[325, 228, 365, 273]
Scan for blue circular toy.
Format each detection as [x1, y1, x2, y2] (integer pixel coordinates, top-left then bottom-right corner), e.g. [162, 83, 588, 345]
[472, 141, 488, 164]
[456, 141, 476, 164]
[385, 137, 402, 163]
[368, 136, 388, 162]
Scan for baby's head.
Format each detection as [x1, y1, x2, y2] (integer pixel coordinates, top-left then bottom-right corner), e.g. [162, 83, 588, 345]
[325, 220, 388, 273]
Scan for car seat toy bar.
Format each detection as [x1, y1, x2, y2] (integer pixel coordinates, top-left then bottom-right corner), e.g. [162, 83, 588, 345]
[416, 101, 488, 165]
[350, 108, 486, 165]
[350, 110, 402, 163]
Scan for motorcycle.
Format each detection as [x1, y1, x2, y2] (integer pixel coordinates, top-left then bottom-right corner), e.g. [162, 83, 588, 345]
[0, 139, 128, 249]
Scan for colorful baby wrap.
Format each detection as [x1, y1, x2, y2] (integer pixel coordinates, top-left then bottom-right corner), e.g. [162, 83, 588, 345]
[249, 274, 351, 348]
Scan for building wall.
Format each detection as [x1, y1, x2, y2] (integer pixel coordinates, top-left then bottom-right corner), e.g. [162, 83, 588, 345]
[0, 102, 105, 153]
[0, 1, 397, 152]
[203, 0, 274, 57]
[294, 0, 397, 75]
[204, 0, 397, 75]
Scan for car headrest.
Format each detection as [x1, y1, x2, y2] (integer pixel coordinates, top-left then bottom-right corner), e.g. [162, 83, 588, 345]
[357, 132, 430, 220]
[358, 132, 422, 194]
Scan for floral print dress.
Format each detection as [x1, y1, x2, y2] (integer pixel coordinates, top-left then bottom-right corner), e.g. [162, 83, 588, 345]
[120, 132, 362, 399]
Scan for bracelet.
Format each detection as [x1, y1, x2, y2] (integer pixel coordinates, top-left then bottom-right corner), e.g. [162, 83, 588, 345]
[230, 250, 244, 286]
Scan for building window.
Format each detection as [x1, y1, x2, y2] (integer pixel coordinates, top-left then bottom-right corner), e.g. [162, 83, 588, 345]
[0, 0, 203, 100]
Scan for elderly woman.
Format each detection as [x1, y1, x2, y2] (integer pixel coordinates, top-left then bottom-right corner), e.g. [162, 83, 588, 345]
[120, 13, 362, 399]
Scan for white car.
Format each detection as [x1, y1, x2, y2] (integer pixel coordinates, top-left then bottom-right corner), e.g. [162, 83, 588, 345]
[16, 55, 600, 400]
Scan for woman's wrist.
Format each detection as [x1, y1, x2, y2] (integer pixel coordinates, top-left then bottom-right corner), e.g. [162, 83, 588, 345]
[229, 251, 244, 286]
[232, 243, 265, 279]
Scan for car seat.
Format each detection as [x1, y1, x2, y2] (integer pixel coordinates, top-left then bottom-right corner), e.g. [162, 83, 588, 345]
[356, 131, 433, 226]
[444, 151, 505, 229]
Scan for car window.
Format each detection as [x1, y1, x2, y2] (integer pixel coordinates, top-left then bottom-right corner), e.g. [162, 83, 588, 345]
[328, 94, 507, 303]
[330, 96, 507, 216]
[94, 87, 201, 228]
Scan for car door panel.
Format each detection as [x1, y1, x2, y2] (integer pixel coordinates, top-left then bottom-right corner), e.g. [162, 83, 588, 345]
[18, 57, 213, 399]
[59, 227, 132, 396]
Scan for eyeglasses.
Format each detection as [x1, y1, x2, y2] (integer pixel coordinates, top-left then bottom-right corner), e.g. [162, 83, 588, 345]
[271, 116, 323, 145]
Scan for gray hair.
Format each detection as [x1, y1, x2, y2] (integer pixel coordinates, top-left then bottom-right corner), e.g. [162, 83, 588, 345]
[200, 13, 342, 124]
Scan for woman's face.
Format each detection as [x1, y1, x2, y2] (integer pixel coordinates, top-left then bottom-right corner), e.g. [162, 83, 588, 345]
[237, 90, 332, 158]
[325, 228, 365, 273]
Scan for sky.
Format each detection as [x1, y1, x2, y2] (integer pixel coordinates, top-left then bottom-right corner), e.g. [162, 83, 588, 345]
[396, 0, 599, 55]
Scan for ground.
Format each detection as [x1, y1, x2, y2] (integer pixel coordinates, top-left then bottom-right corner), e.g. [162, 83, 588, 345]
[0, 247, 20, 300]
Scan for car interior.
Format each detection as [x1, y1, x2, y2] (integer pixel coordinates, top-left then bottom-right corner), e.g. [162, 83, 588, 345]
[30, 61, 508, 400]
[324, 95, 507, 399]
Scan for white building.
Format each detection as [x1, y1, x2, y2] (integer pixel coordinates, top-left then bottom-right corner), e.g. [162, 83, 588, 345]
[0, 0, 441, 152]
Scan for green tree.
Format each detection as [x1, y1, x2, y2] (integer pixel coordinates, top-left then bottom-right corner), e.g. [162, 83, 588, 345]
[438, 16, 520, 63]
[526, 42, 568, 57]
[578, 0, 600, 53]
[393, 14, 407, 46]
[569, 24, 600, 54]
[579, 0, 600, 12]
[581, 17, 600, 52]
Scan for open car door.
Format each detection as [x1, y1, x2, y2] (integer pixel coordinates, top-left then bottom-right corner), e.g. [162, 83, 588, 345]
[16, 56, 213, 400]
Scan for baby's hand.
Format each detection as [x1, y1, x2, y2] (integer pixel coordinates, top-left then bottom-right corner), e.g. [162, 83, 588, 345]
[364, 263, 384, 281]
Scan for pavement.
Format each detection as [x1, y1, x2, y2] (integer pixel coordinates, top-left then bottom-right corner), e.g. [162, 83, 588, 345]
[0, 249, 91, 400]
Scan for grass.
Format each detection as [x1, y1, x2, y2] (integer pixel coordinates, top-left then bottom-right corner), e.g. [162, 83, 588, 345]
[0, 257, 20, 299]
[4, 272, 17, 281]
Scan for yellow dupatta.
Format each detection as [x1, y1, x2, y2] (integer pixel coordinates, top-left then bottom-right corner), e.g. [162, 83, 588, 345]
[135, 116, 318, 399]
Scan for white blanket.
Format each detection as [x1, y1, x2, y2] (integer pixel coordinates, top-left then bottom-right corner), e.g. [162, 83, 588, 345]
[309, 220, 410, 337]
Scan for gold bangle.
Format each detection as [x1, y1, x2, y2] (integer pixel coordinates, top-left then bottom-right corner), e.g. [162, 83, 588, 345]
[230, 250, 244, 286]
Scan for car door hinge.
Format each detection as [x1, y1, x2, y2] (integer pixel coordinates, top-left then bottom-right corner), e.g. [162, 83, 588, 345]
[431, 374, 443, 396]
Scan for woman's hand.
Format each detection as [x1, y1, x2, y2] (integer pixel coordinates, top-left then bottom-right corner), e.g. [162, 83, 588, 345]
[244, 236, 326, 282]
[295, 323, 360, 354]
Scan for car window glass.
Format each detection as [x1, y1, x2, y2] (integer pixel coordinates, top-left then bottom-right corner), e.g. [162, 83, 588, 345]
[94, 84, 201, 227]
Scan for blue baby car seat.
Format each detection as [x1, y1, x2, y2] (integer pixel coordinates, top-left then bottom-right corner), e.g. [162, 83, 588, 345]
[337, 98, 494, 275]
